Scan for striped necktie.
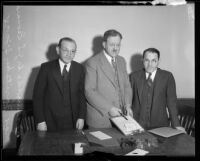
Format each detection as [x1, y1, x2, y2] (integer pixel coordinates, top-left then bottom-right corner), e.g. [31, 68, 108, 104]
[147, 72, 153, 87]
[111, 58, 117, 71]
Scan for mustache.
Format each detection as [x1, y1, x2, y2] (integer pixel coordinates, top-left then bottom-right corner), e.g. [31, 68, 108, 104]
[112, 50, 118, 52]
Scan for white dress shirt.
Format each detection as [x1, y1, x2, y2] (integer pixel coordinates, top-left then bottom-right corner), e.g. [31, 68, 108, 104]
[103, 51, 115, 65]
[59, 59, 71, 74]
[145, 69, 157, 82]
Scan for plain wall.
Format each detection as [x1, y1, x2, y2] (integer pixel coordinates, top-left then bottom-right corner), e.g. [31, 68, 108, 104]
[2, 5, 194, 148]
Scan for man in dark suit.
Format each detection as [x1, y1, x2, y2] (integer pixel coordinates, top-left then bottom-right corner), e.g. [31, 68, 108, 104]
[130, 48, 185, 132]
[33, 37, 86, 131]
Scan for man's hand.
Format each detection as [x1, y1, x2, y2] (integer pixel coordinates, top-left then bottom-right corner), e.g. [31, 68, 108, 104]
[176, 126, 186, 133]
[37, 122, 47, 131]
[126, 107, 133, 117]
[108, 107, 122, 117]
[76, 119, 84, 130]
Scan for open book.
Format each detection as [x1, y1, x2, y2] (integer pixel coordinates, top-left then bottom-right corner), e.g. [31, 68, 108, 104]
[110, 115, 144, 135]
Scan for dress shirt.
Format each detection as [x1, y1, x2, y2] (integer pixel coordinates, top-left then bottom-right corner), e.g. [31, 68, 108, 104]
[59, 59, 71, 74]
[145, 69, 157, 82]
[103, 50, 115, 65]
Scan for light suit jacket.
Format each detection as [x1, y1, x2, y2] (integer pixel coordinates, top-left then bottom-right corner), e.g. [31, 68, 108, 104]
[85, 52, 132, 128]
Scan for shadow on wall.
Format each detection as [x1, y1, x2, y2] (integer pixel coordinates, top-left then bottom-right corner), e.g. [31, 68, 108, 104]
[129, 53, 143, 74]
[24, 43, 58, 99]
[81, 35, 103, 66]
[24, 66, 40, 99]
[46, 43, 58, 61]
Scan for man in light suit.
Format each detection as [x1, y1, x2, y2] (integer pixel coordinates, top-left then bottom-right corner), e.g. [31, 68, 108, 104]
[85, 29, 133, 128]
[130, 48, 185, 132]
[33, 37, 86, 131]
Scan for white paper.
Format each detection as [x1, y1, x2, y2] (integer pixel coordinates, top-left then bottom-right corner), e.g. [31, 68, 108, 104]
[89, 131, 112, 140]
[125, 148, 149, 156]
[74, 143, 83, 155]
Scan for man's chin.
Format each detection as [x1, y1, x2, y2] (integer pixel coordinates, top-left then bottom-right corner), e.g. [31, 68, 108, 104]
[63, 60, 72, 64]
[146, 69, 154, 73]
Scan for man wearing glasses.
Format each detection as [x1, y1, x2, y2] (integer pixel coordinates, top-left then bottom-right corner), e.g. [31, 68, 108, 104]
[33, 37, 86, 131]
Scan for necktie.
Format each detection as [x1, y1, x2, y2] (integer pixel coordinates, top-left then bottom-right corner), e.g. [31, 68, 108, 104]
[111, 58, 127, 115]
[147, 73, 153, 87]
[111, 58, 117, 71]
[62, 64, 68, 81]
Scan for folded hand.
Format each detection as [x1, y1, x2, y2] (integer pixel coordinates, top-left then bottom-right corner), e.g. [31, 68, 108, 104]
[37, 121, 47, 131]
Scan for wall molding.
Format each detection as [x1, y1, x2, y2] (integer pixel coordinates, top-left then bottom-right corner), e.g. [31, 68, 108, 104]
[2, 98, 195, 111]
[2, 99, 33, 110]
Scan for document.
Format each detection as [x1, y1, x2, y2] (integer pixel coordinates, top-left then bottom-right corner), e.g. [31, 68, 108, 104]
[89, 131, 112, 140]
[125, 148, 149, 156]
[110, 115, 144, 135]
[148, 127, 185, 138]
[85, 129, 120, 147]
[74, 143, 83, 155]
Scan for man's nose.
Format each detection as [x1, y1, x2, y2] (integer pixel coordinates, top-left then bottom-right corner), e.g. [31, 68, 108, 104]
[148, 61, 153, 66]
[114, 45, 118, 50]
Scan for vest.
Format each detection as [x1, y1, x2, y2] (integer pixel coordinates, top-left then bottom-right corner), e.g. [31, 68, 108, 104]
[60, 71, 74, 130]
[139, 78, 154, 129]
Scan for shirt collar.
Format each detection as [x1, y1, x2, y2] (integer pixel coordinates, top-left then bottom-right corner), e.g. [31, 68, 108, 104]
[145, 69, 157, 81]
[59, 59, 71, 73]
[103, 50, 115, 64]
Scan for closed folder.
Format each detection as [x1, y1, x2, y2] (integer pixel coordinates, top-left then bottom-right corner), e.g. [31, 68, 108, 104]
[148, 127, 185, 138]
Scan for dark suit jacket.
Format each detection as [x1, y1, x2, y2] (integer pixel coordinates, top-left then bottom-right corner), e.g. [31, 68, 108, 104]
[130, 68, 180, 129]
[33, 59, 86, 131]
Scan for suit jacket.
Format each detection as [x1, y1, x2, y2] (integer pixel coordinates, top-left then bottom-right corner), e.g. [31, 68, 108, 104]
[130, 68, 180, 129]
[85, 52, 132, 128]
[33, 59, 86, 131]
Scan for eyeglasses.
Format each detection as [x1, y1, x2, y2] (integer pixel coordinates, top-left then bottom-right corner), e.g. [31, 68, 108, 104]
[60, 47, 76, 55]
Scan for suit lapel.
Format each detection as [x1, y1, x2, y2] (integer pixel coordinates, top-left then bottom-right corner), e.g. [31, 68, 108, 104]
[69, 61, 75, 95]
[115, 56, 124, 90]
[52, 60, 64, 96]
[152, 68, 162, 105]
[138, 69, 146, 104]
[99, 52, 117, 88]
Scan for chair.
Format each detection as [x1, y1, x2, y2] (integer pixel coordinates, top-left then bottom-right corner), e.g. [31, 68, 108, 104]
[178, 105, 195, 137]
[16, 109, 36, 150]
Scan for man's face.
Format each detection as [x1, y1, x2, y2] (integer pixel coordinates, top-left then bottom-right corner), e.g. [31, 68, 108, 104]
[143, 52, 159, 73]
[103, 35, 121, 58]
[56, 40, 76, 64]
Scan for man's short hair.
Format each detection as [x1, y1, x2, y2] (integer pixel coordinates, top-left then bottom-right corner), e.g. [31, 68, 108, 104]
[58, 37, 76, 47]
[143, 48, 160, 59]
[103, 29, 123, 42]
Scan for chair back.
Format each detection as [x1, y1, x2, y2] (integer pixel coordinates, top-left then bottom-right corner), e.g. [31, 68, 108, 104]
[178, 105, 195, 137]
[16, 109, 36, 150]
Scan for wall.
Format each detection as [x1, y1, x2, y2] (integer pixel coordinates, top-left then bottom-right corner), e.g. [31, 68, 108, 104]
[2, 5, 194, 148]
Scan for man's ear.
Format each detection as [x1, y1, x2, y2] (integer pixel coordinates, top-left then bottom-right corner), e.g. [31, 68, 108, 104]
[102, 41, 105, 49]
[158, 58, 160, 66]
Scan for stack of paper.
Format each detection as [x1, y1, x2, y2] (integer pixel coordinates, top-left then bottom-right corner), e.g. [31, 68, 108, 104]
[85, 130, 120, 147]
[89, 131, 112, 140]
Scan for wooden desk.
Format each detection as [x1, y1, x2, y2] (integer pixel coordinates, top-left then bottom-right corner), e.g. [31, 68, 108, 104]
[18, 128, 195, 156]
